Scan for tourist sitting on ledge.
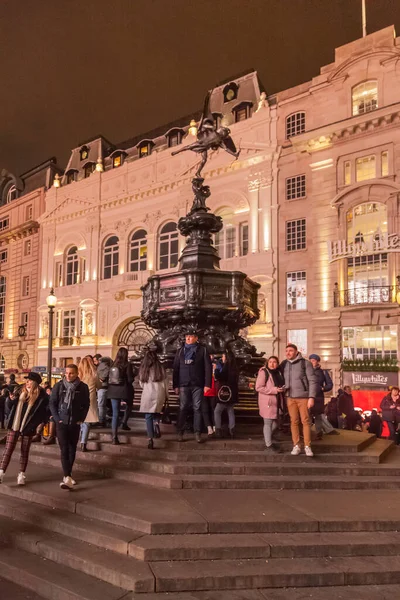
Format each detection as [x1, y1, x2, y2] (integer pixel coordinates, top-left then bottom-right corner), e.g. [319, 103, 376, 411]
[380, 386, 400, 441]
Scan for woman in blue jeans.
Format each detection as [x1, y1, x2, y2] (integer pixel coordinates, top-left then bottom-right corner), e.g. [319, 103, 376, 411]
[107, 347, 135, 445]
[139, 348, 168, 449]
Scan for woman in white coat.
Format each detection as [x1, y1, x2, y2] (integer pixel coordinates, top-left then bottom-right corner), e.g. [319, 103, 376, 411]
[139, 349, 168, 449]
[78, 356, 100, 452]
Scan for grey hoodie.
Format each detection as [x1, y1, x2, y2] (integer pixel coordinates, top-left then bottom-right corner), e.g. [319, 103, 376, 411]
[282, 353, 319, 400]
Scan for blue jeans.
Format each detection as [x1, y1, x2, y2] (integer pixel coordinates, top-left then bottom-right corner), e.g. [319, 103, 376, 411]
[145, 413, 161, 438]
[111, 399, 122, 437]
[97, 389, 107, 423]
[214, 403, 235, 430]
[80, 422, 91, 444]
[177, 386, 203, 434]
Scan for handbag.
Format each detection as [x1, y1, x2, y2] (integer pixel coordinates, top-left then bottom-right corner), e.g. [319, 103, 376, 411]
[217, 384, 232, 404]
[161, 397, 172, 424]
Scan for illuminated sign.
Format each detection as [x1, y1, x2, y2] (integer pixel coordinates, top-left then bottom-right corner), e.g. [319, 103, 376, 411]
[327, 233, 400, 262]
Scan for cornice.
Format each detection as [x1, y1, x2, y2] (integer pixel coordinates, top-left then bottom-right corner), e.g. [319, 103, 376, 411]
[0, 220, 39, 245]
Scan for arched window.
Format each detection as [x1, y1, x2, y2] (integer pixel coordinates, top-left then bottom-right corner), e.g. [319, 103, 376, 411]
[129, 229, 147, 272]
[66, 246, 79, 286]
[111, 151, 127, 168]
[346, 202, 388, 304]
[166, 129, 183, 148]
[352, 81, 378, 116]
[138, 140, 154, 158]
[158, 222, 178, 270]
[0, 276, 6, 339]
[65, 169, 78, 184]
[84, 162, 96, 178]
[286, 112, 305, 139]
[6, 185, 17, 204]
[232, 102, 252, 123]
[103, 235, 119, 279]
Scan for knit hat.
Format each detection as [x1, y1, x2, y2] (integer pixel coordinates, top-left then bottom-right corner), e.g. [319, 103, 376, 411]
[309, 354, 321, 362]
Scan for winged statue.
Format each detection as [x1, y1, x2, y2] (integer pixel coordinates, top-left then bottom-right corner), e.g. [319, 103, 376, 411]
[172, 90, 240, 178]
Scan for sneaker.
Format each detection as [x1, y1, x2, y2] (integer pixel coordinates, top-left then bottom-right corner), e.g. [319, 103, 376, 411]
[0, 469, 4, 483]
[121, 424, 131, 431]
[264, 445, 277, 454]
[304, 446, 314, 457]
[70, 478, 77, 486]
[17, 472, 26, 486]
[112, 436, 120, 445]
[60, 476, 74, 490]
[291, 445, 301, 456]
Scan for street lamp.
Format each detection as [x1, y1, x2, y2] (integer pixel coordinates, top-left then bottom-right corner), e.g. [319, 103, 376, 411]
[46, 288, 57, 385]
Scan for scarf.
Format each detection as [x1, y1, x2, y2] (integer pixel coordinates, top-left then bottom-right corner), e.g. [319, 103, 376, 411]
[63, 377, 81, 410]
[265, 367, 285, 389]
[184, 343, 198, 363]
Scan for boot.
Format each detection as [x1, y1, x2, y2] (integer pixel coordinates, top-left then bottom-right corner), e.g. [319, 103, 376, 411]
[112, 436, 120, 445]
[229, 428, 235, 439]
[81, 443, 87, 452]
[42, 421, 56, 445]
[215, 428, 223, 438]
[32, 423, 44, 442]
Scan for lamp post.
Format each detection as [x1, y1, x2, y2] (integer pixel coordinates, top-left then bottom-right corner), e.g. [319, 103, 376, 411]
[46, 288, 57, 385]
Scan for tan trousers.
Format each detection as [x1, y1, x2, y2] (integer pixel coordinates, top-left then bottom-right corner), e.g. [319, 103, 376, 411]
[287, 397, 312, 448]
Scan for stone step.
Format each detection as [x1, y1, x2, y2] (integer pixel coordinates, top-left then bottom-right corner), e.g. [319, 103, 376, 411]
[1, 519, 154, 593]
[0, 546, 130, 600]
[0, 576, 47, 600]
[0, 493, 142, 554]
[128, 585, 400, 600]
[149, 555, 400, 592]
[129, 530, 400, 561]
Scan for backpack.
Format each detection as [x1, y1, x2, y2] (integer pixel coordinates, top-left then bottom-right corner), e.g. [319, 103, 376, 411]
[322, 369, 333, 393]
[108, 365, 124, 385]
[97, 359, 111, 382]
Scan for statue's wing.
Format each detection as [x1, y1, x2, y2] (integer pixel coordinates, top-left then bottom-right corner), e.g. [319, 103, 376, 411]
[198, 90, 213, 132]
[221, 136, 238, 154]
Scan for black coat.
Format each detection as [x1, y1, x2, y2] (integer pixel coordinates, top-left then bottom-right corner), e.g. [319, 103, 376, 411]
[380, 394, 400, 422]
[311, 367, 333, 416]
[214, 362, 239, 405]
[50, 380, 90, 425]
[173, 344, 212, 390]
[7, 388, 49, 436]
[106, 363, 135, 401]
[338, 391, 354, 416]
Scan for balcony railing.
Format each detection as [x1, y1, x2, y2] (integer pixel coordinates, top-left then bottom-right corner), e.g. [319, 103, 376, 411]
[334, 285, 398, 307]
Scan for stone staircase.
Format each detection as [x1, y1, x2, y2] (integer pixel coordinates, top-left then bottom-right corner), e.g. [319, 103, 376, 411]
[0, 425, 399, 599]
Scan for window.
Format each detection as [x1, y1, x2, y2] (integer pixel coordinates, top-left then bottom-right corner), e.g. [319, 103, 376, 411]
[287, 271, 307, 310]
[286, 112, 305, 138]
[24, 239, 31, 256]
[26, 205, 33, 220]
[129, 229, 147, 272]
[55, 262, 63, 287]
[344, 161, 351, 185]
[167, 130, 183, 148]
[286, 219, 306, 251]
[286, 175, 306, 200]
[80, 146, 89, 161]
[62, 310, 76, 339]
[103, 236, 119, 279]
[0, 277, 6, 338]
[66, 246, 79, 286]
[0, 249, 7, 264]
[6, 185, 17, 204]
[22, 275, 30, 297]
[223, 82, 238, 103]
[66, 170, 78, 184]
[239, 223, 249, 256]
[0, 217, 9, 232]
[215, 225, 235, 260]
[287, 329, 307, 355]
[342, 325, 397, 360]
[233, 102, 252, 123]
[21, 312, 28, 329]
[352, 81, 378, 116]
[356, 155, 376, 182]
[158, 222, 179, 270]
[381, 151, 389, 177]
[111, 152, 126, 168]
[84, 163, 95, 178]
[138, 141, 153, 158]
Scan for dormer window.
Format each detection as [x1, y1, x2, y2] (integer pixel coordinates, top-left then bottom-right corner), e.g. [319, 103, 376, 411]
[352, 81, 378, 116]
[286, 112, 306, 139]
[223, 82, 239, 103]
[65, 169, 78, 184]
[232, 102, 252, 123]
[111, 151, 127, 168]
[80, 146, 89, 161]
[138, 141, 154, 158]
[83, 162, 96, 178]
[166, 129, 183, 148]
[6, 185, 17, 204]
[213, 113, 223, 128]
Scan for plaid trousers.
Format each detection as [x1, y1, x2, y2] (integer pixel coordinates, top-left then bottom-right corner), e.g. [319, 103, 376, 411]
[0, 430, 33, 473]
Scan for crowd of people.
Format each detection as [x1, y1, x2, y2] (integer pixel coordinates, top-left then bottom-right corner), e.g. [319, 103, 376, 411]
[0, 330, 398, 489]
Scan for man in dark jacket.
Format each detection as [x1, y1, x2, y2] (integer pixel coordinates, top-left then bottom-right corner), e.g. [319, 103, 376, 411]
[281, 344, 318, 457]
[338, 386, 356, 430]
[173, 329, 212, 443]
[50, 364, 90, 489]
[309, 354, 338, 439]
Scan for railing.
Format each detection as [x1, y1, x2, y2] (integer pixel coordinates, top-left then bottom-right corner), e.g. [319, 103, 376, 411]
[59, 336, 74, 346]
[334, 285, 398, 307]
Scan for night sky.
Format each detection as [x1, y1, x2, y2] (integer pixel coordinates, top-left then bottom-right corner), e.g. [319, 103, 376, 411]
[2, 0, 400, 176]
